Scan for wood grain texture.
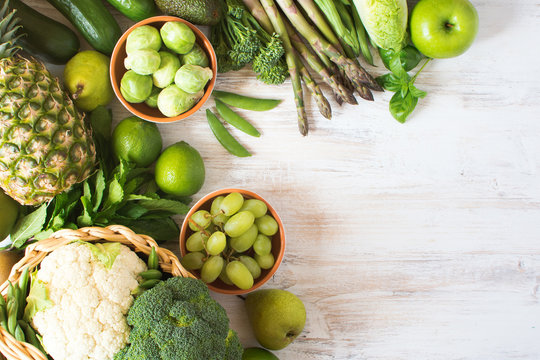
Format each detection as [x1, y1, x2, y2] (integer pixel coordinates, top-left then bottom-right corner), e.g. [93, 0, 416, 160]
[22, 0, 540, 358]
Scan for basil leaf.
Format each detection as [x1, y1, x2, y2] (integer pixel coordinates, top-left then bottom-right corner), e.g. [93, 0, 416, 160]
[409, 83, 427, 98]
[400, 46, 424, 72]
[376, 73, 402, 92]
[10, 203, 49, 248]
[388, 52, 408, 78]
[389, 91, 419, 124]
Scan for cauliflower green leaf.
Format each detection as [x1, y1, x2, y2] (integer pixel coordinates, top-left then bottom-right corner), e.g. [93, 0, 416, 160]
[84, 242, 122, 269]
[23, 270, 52, 323]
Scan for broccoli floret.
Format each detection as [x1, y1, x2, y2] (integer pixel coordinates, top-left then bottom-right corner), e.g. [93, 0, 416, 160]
[115, 277, 242, 360]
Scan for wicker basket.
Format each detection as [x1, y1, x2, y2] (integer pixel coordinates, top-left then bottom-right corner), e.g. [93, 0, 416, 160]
[0, 225, 193, 360]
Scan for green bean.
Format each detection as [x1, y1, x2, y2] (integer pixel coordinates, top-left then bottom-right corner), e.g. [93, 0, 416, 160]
[139, 279, 161, 289]
[215, 99, 260, 137]
[140, 269, 162, 280]
[148, 247, 158, 270]
[350, 3, 374, 66]
[212, 90, 281, 111]
[206, 109, 251, 158]
[14, 324, 25, 342]
[6, 281, 15, 300]
[7, 296, 18, 335]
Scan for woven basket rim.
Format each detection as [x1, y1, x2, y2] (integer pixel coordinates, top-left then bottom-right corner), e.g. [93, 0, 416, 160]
[0, 225, 192, 360]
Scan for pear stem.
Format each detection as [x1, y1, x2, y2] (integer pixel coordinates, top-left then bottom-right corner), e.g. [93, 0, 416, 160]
[72, 84, 84, 100]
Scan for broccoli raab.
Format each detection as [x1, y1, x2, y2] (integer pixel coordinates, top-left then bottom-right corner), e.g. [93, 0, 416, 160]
[114, 277, 242, 360]
[211, 0, 287, 85]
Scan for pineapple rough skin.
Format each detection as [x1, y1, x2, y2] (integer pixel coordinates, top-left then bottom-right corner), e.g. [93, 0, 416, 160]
[0, 56, 96, 205]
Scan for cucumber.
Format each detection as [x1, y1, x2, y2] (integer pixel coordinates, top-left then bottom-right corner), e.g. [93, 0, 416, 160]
[104, 0, 157, 22]
[9, 0, 80, 64]
[45, 0, 122, 55]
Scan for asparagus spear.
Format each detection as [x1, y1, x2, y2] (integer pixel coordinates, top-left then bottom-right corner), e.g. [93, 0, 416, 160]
[275, 0, 381, 92]
[298, 62, 331, 120]
[259, 0, 308, 135]
[285, 21, 357, 105]
[243, 0, 274, 33]
[313, 0, 359, 56]
[296, 0, 344, 54]
[350, 1, 374, 65]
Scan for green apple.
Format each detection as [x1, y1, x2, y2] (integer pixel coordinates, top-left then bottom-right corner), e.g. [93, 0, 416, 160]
[245, 289, 306, 350]
[410, 0, 479, 59]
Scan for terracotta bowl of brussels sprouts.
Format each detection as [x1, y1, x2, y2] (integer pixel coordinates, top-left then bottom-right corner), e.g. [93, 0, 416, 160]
[179, 189, 285, 295]
[110, 16, 217, 123]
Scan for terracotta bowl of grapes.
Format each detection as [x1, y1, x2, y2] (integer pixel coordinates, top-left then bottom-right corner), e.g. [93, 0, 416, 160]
[179, 188, 285, 295]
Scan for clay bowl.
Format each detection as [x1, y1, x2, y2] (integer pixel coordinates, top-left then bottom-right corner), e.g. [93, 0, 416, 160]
[180, 188, 285, 295]
[110, 15, 217, 123]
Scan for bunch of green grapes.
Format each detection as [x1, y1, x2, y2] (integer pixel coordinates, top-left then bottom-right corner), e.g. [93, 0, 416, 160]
[181, 192, 279, 290]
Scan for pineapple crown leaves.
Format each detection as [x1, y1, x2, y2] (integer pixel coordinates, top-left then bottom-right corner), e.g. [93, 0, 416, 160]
[0, 0, 24, 59]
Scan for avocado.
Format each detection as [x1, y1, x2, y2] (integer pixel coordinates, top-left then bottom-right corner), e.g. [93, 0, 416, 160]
[155, 0, 224, 26]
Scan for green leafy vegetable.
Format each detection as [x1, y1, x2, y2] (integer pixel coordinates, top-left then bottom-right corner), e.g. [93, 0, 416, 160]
[377, 50, 431, 123]
[10, 204, 49, 248]
[84, 242, 122, 269]
[23, 271, 52, 324]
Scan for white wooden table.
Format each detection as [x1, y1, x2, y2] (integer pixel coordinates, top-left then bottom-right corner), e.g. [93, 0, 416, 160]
[31, 0, 540, 358]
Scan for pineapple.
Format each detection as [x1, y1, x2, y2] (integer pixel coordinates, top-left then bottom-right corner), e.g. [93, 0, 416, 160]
[0, 1, 95, 206]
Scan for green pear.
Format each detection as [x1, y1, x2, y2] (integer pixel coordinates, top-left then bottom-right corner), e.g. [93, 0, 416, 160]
[245, 289, 306, 350]
[242, 347, 279, 360]
[64, 50, 113, 112]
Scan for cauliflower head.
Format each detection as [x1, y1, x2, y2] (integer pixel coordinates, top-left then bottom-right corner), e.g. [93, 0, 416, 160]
[27, 242, 147, 360]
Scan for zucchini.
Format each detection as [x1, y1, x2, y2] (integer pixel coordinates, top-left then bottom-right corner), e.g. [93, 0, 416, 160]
[45, 0, 122, 55]
[104, 0, 157, 22]
[9, 0, 80, 64]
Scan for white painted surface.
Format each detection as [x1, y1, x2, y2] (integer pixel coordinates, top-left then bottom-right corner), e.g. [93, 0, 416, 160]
[28, 0, 540, 358]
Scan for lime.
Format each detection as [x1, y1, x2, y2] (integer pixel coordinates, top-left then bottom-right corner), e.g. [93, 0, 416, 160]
[0, 189, 20, 240]
[154, 141, 205, 197]
[112, 116, 163, 167]
[242, 347, 279, 360]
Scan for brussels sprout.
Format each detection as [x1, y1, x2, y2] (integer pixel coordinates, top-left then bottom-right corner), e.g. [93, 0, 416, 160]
[157, 84, 203, 117]
[152, 51, 181, 88]
[124, 49, 161, 75]
[145, 87, 161, 108]
[126, 25, 162, 54]
[174, 64, 213, 94]
[120, 70, 153, 103]
[160, 22, 196, 55]
[180, 43, 209, 67]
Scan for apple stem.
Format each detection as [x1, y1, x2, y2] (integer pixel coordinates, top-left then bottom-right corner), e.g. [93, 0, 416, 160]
[445, 22, 454, 29]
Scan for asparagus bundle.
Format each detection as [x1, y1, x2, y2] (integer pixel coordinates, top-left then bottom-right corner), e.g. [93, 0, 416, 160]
[214, 0, 381, 135]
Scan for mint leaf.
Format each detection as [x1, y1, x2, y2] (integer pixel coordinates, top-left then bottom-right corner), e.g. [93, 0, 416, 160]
[10, 203, 49, 248]
[93, 169, 106, 212]
[138, 198, 190, 214]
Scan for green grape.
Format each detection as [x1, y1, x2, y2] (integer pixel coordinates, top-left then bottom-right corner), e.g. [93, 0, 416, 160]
[201, 255, 224, 283]
[226, 261, 254, 290]
[212, 213, 230, 227]
[230, 224, 258, 253]
[220, 192, 244, 216]
[253, 234, 272, 255]
[255, 214, 278, 236]
[181, 252, 205, 270]
[255, 253, 275, 269]
[186, 231, 209, 252]
[210, 196, 225, 215]
[219, 264, 234, 285]
[239, 255, 261, 279]
[189, 210, 212, 231]
[224, 211, 255, 237]
[239, 199, 268, 218]
[206, 231, 227, 255]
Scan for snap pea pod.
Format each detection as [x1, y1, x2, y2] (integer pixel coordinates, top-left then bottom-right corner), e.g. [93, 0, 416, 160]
[215, 99, 260, 137]
[140, 269, 162, 280]
[206, 109, 251, 158]
[148, 247, 159, 270]
[139, 279, 161, 289]
[19, 320, 45, 354]
[14, 324, 25, 342]
[0, 304, 7, 330]
[7, 296, 18, 335]
[17, 268, 29, 319]
[212, 90, 281, 111]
